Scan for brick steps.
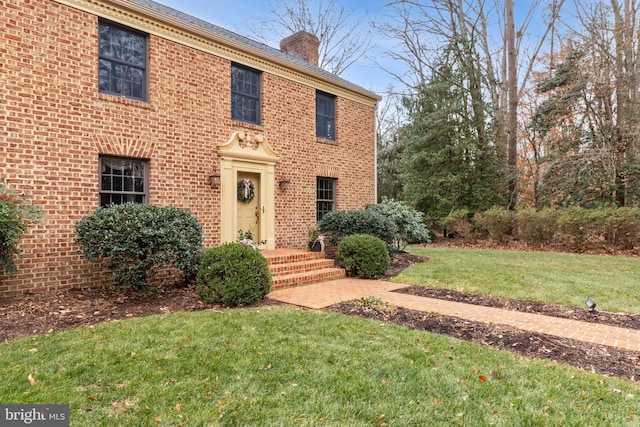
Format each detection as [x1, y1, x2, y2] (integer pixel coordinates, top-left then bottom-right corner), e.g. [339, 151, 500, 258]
[269, 258, 336, 276]
[263, 249, 346, 290]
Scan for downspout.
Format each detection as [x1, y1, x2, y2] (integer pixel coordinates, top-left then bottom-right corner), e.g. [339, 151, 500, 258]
[374, 101, 379, 204]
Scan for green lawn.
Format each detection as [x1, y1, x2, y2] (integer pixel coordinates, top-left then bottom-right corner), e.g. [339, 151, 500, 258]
[3, 247, 640, 425]
[2, 306, 639, 426]
[399, 246, 640, 315]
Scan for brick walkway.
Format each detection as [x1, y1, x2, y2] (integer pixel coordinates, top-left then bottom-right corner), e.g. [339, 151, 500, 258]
[268, 279, 640, 352]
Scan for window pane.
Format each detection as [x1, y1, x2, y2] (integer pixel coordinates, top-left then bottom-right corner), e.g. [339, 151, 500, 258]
[124, 177, 133, 192]
[98, 22, 146, 101]
[316, 177, 336, 221]
[232, 94, 259, 123]
[99, 23, 145, 66]
[317, 117, 334, 140]
[232, 66, 259, 96]
[134, 177, 144, 192]
[316, 201, 334, 222]
[99, 157, 148, 207]
[101, 175, 111, 191]
[100, 194, 111, 207]
[113, 176, 123, 191]
[98, 59, 113, 92]
[231, 64, 261, 124]
[316, 92, 336, 140]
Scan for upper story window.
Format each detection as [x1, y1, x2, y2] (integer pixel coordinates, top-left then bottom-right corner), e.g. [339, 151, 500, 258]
[231, 64, 261, 124]
[316, 177, 336, 221]
[98, 20, 148, 101]
[316, 91, 336, 140]
[100, 156, 148, 207]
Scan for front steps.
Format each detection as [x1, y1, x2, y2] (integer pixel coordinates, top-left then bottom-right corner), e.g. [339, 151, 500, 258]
[263, 249, 346, 290]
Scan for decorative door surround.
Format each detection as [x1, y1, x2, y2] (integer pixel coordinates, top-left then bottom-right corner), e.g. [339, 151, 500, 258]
[217, 131, 279, 249]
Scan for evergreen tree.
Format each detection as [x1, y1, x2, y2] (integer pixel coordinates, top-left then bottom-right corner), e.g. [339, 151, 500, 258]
[377, 135, 405, 202]
[400, 40, 508, 222]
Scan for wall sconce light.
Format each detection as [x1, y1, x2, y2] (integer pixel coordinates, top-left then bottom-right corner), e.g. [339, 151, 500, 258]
[207, 169, 221, 188]
[279, 177, 290, 191]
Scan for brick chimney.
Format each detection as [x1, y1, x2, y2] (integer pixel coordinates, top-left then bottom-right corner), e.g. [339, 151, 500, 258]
[280, 31, 320, 66]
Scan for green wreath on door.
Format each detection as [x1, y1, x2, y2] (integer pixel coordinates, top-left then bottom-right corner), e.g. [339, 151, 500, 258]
[237, 179, 255, 203]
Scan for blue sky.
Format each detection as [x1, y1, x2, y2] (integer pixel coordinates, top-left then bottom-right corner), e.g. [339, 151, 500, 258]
[153, 0, 394, 94]
[153, 1, 577, 97]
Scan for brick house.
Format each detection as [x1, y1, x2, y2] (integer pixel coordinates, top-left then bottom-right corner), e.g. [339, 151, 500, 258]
[0, 0, 379, 297]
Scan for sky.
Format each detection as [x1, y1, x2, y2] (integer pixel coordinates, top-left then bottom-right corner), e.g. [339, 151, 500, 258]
[153, 1, 578, 98]
[153, 0, 396, 94]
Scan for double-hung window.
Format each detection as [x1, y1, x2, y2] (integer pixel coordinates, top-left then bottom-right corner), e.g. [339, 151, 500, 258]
[99, 156, 148, 207]
[316, 177, 336, 221]
[98, 20, 148, 101]
[316, 91, 336, 140]
[231, 64, 261, 124]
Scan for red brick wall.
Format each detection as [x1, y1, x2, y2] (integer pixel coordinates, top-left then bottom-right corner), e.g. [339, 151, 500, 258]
[0, 0, 377, 297]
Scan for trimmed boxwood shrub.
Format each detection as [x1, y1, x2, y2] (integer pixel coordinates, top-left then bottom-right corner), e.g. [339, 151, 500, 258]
[75, 203, 203, 291]
[555, 206, 591, 250]
[336, 234, 390, 279]
[197, 242, 271, 306]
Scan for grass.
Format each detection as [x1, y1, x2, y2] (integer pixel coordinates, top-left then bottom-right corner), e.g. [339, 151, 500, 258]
[4, 247, 640, 425]
[2, 306, 639, 426]
[398, 246, 640, 315]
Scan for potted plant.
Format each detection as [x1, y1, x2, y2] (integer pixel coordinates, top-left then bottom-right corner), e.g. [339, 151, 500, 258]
[307, 227, 325, 252]
[238, 229, 265, 250]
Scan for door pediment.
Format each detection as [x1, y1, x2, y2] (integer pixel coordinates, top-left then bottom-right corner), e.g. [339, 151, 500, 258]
[218, 131, 279, 164]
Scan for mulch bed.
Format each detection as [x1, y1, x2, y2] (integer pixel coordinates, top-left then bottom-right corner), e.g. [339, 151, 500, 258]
[1, 245, 639, 383]
[328, 293, 640, 383]
[328, 250, 640, 383]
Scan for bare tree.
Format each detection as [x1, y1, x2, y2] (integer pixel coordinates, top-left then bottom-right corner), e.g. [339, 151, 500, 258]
[506, 0, 518, 208]
[529, 0, 640, 207]
[610, 0, 640, 205]
[376, 0, 566, 208]
[376, 89, 408, 201]
[250, 0, 372, 75]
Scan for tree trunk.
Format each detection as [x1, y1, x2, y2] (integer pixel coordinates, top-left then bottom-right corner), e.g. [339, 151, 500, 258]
[506, 0, 518, 209]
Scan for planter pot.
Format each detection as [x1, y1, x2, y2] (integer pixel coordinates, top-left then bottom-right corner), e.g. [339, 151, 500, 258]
[311, 241, 323, 252]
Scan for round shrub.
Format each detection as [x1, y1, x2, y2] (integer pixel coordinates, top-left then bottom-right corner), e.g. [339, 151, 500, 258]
[336, 234, 391, 279]
[442, 208, 475, 240]
[75, 203, 203, 291]
[605, 207, 640, 249]
[197, 242, 271, 305]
